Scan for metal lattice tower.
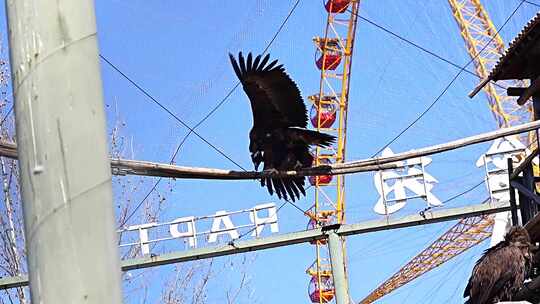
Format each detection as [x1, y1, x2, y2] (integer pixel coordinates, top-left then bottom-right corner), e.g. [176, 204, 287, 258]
[360, 216, 494, 303]
[306, 1, 360, 303]
[448, 0, 532, 130]
[360, 1, 532, 303]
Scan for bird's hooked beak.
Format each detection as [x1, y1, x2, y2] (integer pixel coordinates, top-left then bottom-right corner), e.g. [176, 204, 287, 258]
[252, 151, 263, 171]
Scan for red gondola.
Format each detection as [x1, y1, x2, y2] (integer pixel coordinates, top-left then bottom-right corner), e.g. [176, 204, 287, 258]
[308, 157, 333, 186]
[308, 274, 335, 303]
[315, 38, 342, 70]
[310, 103, 337, 128]
[316, 54, 342, 70]
[324, 0, 351, 13]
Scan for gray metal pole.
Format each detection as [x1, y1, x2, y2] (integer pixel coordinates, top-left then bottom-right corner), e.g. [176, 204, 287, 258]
[5, 1, 122, 303]
[328, 230, 349, 304]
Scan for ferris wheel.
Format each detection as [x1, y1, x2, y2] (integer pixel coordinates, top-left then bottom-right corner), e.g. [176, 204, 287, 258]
[306, 0, 360, 303]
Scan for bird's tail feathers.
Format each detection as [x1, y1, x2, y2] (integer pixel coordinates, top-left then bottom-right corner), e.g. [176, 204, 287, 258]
[289, 128, 336, 148]
[261, 176, 305, 202]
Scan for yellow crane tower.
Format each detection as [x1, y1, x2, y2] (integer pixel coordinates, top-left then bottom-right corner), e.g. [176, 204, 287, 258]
[305, 1, 360, 303]
[360, 1, 532, 303]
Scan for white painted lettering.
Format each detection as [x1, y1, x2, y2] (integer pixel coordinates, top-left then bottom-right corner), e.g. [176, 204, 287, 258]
[127, 222, 157, 255]
[169, 216, 197, 248]
[250, 203, 279, 237]
[208, 211, 239, 243]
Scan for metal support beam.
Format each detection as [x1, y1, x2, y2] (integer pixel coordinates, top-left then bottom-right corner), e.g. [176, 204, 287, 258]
[328, 230, 350, 304]
[511, 180, 540, 206]
[508, 158, 520, 225]
[124, 199, 508, 271]
[0, 199, 510, 290]
[510, 148, 539, 179]
[5, 0, 122, 303]
[0, 275, 28, 290]
[519, 159, 538, 224]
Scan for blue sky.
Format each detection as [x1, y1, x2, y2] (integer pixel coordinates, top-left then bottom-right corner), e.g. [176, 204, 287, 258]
[3, 0, 540, 303]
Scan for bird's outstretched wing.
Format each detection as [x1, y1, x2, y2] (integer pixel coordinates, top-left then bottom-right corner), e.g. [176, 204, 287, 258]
[229, 52, 308, 128]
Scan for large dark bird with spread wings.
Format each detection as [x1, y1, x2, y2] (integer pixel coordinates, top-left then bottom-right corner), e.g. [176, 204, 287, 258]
[464, 226, 532, 304]
[229, 52, 335, 201]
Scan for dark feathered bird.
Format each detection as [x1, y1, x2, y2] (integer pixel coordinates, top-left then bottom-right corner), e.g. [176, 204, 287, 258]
[464, 226, 532, 304]
[229, 52, 335, 201]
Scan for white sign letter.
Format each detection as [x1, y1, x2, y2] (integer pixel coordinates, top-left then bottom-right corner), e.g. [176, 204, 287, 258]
[250, 203, 279, 237]
[373, 147, 441, 215]
[208, 211, 239, 243]
[169, 216, 197, 248]
[128, 222, 157, 255]
[476, 136, 526, 247]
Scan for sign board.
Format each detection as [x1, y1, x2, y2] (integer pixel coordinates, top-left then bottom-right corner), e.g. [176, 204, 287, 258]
[119, 203, 279, 256]
[373, 147, 441, 215]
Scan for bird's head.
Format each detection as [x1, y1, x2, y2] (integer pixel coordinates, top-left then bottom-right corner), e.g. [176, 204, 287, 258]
[506, 226, 531, 248]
